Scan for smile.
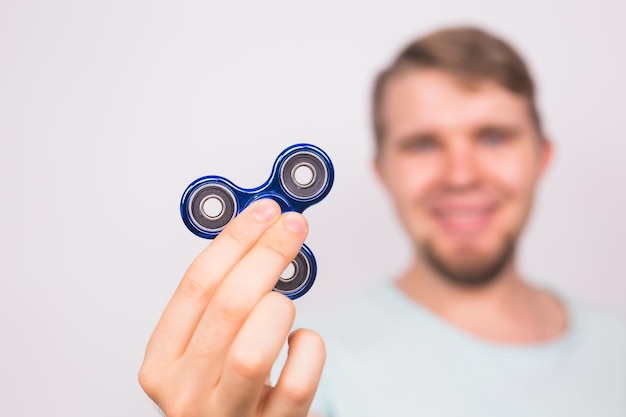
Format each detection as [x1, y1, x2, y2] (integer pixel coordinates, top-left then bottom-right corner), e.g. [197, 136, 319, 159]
[431, 204, 496, 234]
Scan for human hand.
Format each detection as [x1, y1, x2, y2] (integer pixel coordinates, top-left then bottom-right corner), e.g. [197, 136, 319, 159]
[139, 199, 326, 417]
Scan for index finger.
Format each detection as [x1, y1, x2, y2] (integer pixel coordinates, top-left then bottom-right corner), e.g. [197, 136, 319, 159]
[144, 199, 282, 362]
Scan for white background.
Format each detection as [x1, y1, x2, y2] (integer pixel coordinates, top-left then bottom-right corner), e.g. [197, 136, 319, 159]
[1, 1, 625, 415]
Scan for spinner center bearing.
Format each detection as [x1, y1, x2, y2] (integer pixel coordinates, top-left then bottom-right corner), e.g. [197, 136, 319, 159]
[188, 183, 238, 233]
[280, 151, 328, 200]
[275, 252, 310, 294]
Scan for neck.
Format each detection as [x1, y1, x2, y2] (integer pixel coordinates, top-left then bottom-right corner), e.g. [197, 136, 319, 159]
[396, 256, 567, 344]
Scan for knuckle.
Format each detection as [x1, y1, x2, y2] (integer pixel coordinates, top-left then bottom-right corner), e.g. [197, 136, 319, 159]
[178, 275, 209, 300]
[281, 378, 315, 404]
[269, 292, 296, 318]
[162, 395, 201, 417]
[212, 295, 247, 324]
[167, 395, 202, 417]
[220, 221, 256, 249]
[229, 348, 269, 380]
[139, 372, 205, 417]
[138, 366, 161, 398]
[260, 238, 296, 263]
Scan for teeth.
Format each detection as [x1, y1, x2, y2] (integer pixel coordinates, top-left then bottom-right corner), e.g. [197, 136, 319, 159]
[440, 209, 484, 215]
[436, 208, 489, 220]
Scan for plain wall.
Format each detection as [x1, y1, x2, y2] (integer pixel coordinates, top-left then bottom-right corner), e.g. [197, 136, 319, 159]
[1, 1, 624, 415]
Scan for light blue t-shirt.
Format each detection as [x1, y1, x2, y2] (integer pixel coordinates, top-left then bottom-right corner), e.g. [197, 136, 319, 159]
[296, 282, 626, 417]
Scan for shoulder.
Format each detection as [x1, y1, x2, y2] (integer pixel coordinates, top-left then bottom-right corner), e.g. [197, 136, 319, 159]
[296, 281, 425, 349]
[564, 296, 626, 357]
[567, 296, 625, 332]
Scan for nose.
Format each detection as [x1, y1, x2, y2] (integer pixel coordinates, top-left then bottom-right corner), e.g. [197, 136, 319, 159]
[443, 142, 480, 191]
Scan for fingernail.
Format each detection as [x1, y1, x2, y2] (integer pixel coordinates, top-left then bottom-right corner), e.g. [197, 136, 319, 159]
[284, 212, 307, 233]
[252, 199, 278, 221]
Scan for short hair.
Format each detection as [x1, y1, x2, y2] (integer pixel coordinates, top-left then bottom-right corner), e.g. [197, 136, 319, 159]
[372, 26, 543, 148]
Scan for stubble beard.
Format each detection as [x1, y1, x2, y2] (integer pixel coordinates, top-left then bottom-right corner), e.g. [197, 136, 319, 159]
[420, 234, 517, 287]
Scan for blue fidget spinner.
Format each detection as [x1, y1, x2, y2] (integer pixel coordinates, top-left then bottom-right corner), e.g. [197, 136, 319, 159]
[180, 143, 334, 300]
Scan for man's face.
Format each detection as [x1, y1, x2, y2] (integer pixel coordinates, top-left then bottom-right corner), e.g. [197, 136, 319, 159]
[376, 69, 551, 285]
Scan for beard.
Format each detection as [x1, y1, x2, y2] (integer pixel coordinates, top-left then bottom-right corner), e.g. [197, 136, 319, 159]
[420, 234, 517, 287]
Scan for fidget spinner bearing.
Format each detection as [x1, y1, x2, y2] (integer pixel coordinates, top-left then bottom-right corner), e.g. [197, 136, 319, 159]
[180, 143, 334, 300]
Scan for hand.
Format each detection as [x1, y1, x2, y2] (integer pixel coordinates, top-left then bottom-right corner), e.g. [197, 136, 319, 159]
[139, 199, 326, 417]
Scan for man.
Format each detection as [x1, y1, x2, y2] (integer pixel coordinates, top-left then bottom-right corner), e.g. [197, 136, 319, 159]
[139, 27, 626, 416]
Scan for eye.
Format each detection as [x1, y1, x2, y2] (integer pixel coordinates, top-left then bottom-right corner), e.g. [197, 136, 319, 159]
[398, 134, 440, 153]
[478, 128, 512, 147]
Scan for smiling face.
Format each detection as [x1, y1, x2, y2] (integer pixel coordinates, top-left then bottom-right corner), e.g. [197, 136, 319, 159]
[376, 69, 551, 285]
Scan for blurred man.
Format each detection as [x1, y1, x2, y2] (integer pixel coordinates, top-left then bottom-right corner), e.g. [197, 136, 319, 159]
[139, 27, 626, 417]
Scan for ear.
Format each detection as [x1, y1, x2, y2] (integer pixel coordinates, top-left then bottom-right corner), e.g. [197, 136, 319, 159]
[537, 136, 554, 179]
[372, 152, 386, 187]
